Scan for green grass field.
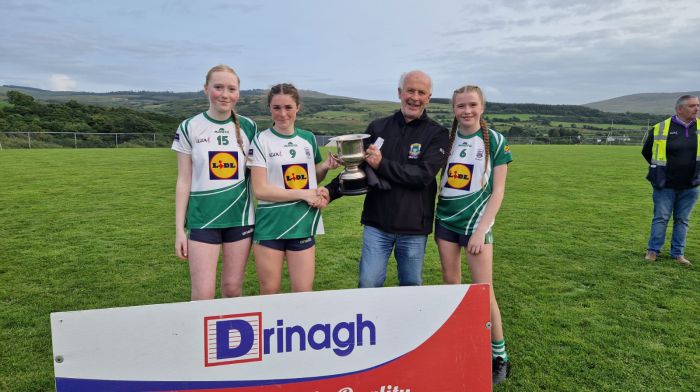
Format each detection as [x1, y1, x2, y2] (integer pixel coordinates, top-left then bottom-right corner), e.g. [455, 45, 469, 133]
[1, 146, 698, 391]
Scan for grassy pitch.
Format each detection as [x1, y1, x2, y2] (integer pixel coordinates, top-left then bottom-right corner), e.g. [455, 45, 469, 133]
[0, 146, 698, 391]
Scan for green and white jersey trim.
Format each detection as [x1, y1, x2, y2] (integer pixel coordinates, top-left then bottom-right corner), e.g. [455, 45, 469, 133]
[187, 179, 254, 229]
[249, 127, 324, 240]
[436, 128, 512, 235]
[171, 112, 257, 229]
[255, 200, 324, 240]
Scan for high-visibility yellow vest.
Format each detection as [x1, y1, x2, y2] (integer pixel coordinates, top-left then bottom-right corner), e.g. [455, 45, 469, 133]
[647, 117, 700, 187]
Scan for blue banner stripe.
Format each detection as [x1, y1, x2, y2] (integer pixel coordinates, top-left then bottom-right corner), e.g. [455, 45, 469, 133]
[56, 355, 399, 391]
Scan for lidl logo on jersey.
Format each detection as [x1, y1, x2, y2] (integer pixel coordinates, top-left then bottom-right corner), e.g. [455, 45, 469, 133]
[204, 312, 377, 367]
[209, 151, 239, 180]
[283, 163, 309, 189]
[445, 163, 473, 190]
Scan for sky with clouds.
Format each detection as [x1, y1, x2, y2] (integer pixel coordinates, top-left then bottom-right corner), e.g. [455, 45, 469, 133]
[2, 0, 698, 104]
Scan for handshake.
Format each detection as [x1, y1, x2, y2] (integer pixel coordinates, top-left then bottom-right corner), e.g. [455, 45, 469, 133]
[306, 187, 331, 209]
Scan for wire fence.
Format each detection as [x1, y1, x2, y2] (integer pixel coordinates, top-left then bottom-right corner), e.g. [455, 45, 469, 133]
[508, 134, 646, 145]
[0, 132, 172, 149]
[0, 131, 648, 150]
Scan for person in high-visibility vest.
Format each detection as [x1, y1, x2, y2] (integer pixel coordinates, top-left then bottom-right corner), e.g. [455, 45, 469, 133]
[642, 95, 700, 266]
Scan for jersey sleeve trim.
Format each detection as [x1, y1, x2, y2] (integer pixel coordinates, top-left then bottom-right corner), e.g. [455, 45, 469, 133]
[237, 114, 258, 143]
[248, 132, 268, 167]
[296, 128, 322, 164]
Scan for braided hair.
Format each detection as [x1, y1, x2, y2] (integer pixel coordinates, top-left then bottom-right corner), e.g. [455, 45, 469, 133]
[267, 83, 300, 106]
[231, 109, 246, 157]
[441, 85, 490, 188]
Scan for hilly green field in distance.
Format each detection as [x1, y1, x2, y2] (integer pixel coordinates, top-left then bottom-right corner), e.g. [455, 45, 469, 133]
[0, 85, 677, 147]
[584, 91, 700, 115]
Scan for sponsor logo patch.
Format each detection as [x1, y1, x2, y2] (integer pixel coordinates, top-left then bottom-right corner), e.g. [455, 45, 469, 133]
[283, 163, 310, 189]
[209, 151, 239, 180]
[445, 163, 473, 190]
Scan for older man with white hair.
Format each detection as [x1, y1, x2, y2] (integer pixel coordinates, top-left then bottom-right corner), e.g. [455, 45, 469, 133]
[327, 70, 449, 287]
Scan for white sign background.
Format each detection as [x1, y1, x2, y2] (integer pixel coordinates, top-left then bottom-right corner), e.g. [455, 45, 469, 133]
[51, 285, 472, 382]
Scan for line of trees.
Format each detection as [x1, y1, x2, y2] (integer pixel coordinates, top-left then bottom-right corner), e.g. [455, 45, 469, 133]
[0, 91, 180, 134]
[1, 89, 666, 138]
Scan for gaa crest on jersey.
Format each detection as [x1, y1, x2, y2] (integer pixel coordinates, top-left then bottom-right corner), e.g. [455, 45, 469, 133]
[283, 163, 310, 189]
[476, 149, 484, 160]
[408, 143, 422, 159]
[445, 163, 473, 190]
[209, 151, 239, 180]
[305, 147, 311, 159]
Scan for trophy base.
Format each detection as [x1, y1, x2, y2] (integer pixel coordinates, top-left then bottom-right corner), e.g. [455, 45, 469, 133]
[340, 176, 368, 195]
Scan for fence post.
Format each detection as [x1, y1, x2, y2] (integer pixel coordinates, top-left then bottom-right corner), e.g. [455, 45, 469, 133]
[116, 134, 118, 148]
[153, 133, 156, 148]
[74, 133, 77, 149]
[28, 132, 31, 149]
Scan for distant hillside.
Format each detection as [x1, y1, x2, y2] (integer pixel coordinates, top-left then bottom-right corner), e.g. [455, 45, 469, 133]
[0, 85, 354, 108]
[2, 85, 666, 141]
[584, 91, 700, 115]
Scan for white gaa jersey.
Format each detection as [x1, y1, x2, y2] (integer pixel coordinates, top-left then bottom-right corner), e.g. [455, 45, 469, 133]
[249, 127, 324, 240]
[172, 112, 257, 229]
[436, 128, 512, 235]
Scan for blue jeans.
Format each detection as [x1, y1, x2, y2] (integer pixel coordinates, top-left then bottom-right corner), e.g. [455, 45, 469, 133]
[358, 225, 427, 287]
[647, 186, 699, 257]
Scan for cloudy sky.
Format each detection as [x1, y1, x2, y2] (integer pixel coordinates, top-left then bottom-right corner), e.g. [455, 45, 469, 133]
[2, 0, 698, 104]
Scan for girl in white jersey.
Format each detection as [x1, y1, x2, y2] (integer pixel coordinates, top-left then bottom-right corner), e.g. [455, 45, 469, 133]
[435, 85, 513, 385]
[249, 83, 338, 294]
[173, 65, 257, 300]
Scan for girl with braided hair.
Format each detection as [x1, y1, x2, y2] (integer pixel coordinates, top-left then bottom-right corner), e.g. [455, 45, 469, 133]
[173, 65, 257, 300]
[434, 85, 513, 384]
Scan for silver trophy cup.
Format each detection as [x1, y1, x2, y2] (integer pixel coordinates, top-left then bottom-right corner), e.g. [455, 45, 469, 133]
[329, 134, 371, 195]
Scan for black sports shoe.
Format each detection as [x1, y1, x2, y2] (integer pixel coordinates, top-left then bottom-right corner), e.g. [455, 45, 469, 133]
[492, 356, 511, 385]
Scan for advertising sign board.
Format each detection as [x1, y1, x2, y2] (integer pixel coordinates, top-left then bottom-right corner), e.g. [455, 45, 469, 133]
[51, 284, 490, 391]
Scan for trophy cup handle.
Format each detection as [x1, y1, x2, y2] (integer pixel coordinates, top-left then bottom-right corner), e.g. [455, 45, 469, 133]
[329, 153, 344, 165]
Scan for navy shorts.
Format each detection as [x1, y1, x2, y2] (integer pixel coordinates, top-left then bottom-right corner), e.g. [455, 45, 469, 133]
[434, 221, 493, 246]
[189, 225, 254, 244]
[255, 237, 315, 251]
